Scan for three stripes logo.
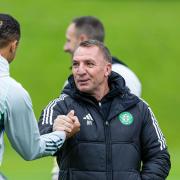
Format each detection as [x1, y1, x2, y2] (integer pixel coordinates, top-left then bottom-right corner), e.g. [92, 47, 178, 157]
[42, 94, 68, 125]
[83, 113, 94, 126]
[141, 99, 166, 151]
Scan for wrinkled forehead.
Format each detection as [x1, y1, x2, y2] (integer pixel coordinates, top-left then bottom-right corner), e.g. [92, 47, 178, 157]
[73, 46, 101, 59]
[73, 46, 105, 64]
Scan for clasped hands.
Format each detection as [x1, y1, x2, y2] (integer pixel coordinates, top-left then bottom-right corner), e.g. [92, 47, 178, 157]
[53, 110, 80, 139]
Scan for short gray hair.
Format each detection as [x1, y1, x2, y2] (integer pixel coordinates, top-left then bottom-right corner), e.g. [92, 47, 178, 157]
[72, 16, 105, 42]
[78, 39, 112, 63]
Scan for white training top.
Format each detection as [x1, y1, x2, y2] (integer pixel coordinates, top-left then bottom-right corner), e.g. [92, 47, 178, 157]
[0, 55, 65, 164]
[112, 63, 141, 97]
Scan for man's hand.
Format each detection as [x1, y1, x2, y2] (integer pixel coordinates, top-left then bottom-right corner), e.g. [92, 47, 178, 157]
[53, 110, 80, 139]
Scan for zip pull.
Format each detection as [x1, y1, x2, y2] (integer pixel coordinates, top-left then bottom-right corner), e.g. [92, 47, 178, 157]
[105, 121, 109, 126]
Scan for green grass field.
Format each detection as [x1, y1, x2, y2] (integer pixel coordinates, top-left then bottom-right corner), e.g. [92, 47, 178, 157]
[1, 0, 180, 179]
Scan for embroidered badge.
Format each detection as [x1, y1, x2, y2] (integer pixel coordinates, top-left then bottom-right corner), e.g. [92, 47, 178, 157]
[118, 112, 133, 125]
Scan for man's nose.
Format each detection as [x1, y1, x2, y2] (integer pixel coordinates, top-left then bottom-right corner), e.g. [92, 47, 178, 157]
[77, 64, 86, 75]
[64, 43, 69, 52]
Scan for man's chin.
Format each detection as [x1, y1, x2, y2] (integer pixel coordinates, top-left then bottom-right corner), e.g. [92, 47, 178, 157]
[77, 85, 90, 93]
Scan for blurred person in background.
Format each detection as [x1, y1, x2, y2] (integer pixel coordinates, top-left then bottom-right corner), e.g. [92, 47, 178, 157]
[0, 13, 80, 179]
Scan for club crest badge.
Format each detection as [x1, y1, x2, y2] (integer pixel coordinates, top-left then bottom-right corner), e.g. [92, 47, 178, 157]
[118, 112, 133, 126]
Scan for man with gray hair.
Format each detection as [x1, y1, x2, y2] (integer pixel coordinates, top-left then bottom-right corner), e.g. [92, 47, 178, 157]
[64, 16, 142, 96]
[51, 15, 142, 180]
[39, 40, 170, 180]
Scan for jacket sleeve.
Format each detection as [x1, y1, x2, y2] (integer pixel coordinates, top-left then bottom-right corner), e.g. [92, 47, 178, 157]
[38, 94, 68, 135]
[140, 101, 171, 180]
[4, 85, 66, 160]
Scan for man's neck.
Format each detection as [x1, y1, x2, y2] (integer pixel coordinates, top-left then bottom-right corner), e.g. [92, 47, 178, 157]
[93, 83, 110, 101]
[0, 49, 8, 62]
[0, 43, 14, 63]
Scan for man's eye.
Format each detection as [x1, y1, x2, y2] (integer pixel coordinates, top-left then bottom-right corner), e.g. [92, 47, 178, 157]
[87, 63, 94, 68]
[72, 63, 79, 68]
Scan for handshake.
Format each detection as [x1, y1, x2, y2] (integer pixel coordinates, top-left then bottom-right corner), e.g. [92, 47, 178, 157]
[53, 110, 80, 139]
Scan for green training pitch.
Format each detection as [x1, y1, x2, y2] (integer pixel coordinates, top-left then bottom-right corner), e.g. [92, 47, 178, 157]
[1, 0, 180, 179]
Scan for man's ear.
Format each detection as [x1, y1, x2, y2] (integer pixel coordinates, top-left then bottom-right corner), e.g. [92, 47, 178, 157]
[79, 34, 88, 42]
[10, 40, 18, 53]
[105, 63, 112, 77]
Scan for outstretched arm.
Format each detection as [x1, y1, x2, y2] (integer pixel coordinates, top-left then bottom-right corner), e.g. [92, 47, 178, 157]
[4, 87, 68, 160]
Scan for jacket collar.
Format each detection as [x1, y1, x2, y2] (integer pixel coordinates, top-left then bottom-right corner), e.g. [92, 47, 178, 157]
[63, 71, 136, 103]
[107, 92, 139, 121]
[0, 55, 9, 78]
[63, 72, 140, 120]
[64, 71, 128, 98]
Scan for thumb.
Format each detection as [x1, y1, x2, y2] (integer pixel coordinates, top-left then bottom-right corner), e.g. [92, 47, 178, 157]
[74, 116, 80, 126]
[67, 110, 74, 117]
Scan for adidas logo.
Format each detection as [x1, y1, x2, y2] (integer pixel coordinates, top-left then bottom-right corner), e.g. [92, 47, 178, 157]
[83, 113, 94, 126]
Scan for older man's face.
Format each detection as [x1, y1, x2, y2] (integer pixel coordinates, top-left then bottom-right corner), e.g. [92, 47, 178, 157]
[72, 46, 111, 96]
[64, 23, 80, 55]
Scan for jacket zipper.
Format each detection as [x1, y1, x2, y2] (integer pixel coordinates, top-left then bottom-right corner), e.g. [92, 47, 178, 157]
[104, 120, 112, 180]
[82, 99, 139, 179]
[94, 102, 113, 180]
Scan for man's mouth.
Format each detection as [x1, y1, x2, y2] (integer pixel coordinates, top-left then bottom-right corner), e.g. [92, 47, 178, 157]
[77, 79, 90, 85]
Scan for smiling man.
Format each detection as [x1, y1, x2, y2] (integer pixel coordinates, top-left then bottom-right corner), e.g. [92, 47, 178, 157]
[38, 40, 170, 180]
[72, 43, 111, 99]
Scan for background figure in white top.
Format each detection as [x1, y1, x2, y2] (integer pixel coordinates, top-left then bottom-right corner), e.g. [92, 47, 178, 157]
[112, 61, 141, 96]
[64, 16, 142, 96]
[0, 14, 80, 179]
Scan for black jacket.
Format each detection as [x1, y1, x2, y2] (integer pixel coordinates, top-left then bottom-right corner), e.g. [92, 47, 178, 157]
[38, 72, 170, 180]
